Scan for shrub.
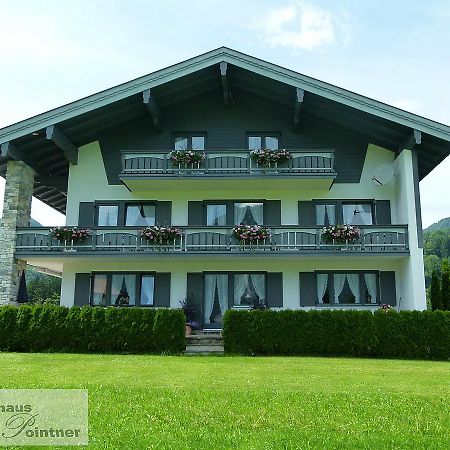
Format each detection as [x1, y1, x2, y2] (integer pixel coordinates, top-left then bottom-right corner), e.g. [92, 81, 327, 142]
[0, 305, 185, 354]
[223, 309, 450, 360]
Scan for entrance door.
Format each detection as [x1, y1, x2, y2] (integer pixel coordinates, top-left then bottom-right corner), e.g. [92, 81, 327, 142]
[203, 274, 228, 329]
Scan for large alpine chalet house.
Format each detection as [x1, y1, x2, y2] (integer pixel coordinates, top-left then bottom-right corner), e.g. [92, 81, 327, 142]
[1, 48, 449, 329]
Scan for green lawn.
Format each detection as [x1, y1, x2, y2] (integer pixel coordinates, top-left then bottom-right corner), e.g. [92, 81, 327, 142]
[0, 354, 449, 449]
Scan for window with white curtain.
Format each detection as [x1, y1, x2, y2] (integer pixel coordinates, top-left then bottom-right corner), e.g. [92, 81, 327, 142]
[315, 205, 336, 226]
[206, 204, 227, 226]
[317, 272, 379, 305]
[342, 203, 373, 225]
[204, 274, 228, 325]
[125, 204, 156, 226]
[234, 203, 264, 225]
[97, 205, 118, 226]
[90, 273, 155, 307]
[233, 274, 265, 306]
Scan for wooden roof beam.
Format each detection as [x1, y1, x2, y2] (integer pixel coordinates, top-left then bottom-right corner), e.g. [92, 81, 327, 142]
[0, 141, 44, 174]
[35, 175, 68, 192]
[220, 61, 230, 105]
[293, 88, 305, 131]
[45, 125, 78, 165]
[399, 129, 421, 153]
[142, 89, 161, 132]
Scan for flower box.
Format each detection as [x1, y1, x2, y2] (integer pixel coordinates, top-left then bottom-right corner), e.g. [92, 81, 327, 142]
[140, 226, 183, 245]
[322, 225, 361, 245]
[250, 149, 292, 167]
[232, 225, 271, 245]
[169, 149, 205, 166]
[50, 227, 91, 244]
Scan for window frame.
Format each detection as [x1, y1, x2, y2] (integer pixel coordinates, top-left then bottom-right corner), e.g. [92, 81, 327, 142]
[172, 132, 207, 150]
[94, 202, 120, 227]
[124, 201, 157, 227]
[314, 270, 380, 306]
[312, 199, 376, 225]
[246, 132, 281, 150]
[90, 272, 156, 307]
[202, 200, 267, 226]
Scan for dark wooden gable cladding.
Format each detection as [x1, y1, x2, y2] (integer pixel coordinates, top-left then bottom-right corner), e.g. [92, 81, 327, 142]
[99, 89, 370, 185]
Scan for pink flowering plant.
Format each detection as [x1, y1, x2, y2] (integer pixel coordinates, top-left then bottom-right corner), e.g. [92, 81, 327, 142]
[379, 303, 394, 312]
[50, 226, 91, 243]
[232, 225, 271, 243]
[140, 226, 183, 245]
[250, 149, 292, 166]
[322, 225, 361, 244]
[169, 149, 205, 165]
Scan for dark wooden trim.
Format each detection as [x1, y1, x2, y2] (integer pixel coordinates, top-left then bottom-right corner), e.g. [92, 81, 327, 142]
[293, 88, 304, 131]
[45, 125, 78, 165]
[142, 89, 161, 132]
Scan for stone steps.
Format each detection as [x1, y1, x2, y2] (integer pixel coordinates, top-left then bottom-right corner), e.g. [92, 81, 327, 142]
[184, 333, 224, 356]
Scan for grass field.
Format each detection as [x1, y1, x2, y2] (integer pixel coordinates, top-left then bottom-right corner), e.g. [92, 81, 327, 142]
[0, 354, 449, 449]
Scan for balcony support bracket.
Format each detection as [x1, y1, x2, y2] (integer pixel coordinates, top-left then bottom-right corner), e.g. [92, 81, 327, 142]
[143, 89, 161, 132]
[293, 88, 305, 131]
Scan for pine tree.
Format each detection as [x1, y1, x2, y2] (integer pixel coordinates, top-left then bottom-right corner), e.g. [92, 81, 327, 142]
[429, 270, 443, 310]
[441, 259, 450, 311]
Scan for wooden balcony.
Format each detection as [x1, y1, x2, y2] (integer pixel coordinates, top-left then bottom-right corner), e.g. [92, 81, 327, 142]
[119, 150, 336, 191]
[15, 225, 409, 257]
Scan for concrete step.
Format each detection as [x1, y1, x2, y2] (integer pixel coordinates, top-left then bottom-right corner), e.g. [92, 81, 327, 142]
[186, 338, 223, 346]
[185, 344, 224, 354]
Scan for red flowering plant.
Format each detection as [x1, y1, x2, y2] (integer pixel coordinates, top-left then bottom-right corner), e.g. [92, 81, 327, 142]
[140, 226, 183, 245]
[379, 303, 394, 312]
[169, 149, 205, 165]
[50, 226, 91, 243]
[322, 225, 361, 245]
[250, 149, 292, 166]
[232, 225, 271, 244]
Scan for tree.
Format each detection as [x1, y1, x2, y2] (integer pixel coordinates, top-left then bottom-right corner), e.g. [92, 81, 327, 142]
[441, 259, 450, 311]
[429, 270, 443, 310]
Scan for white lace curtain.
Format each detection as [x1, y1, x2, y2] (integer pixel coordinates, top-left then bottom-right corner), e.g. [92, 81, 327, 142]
[125, 205, 155, 226]
[204, 274, 228, 324]
[316, 205, 336, 226]
[111, 274, 136, 306]
[233, 274, 265, 305]
[342, 204, 373, 225]
[234, 203, 263, 225]
[206, 205, 227, 226]
[346, 274, 361, 304]
[92, 274, 108, 306]
[364, 274, 378, 304]
[333, 273, 361, 304]
[316, 274, 329, 304]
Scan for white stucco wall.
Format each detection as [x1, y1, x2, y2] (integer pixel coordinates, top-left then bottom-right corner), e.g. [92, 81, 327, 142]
[57, 141, 426, 310]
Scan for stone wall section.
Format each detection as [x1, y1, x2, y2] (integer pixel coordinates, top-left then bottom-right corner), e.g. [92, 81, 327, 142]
[0, 160, 35, 305]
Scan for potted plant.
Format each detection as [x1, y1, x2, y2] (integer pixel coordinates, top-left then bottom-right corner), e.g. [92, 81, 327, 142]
[232, 225, 271, 247]
[322, 225, 360, 247]
[180, 298, 198, 336]
[140, 226, 183, 246]
[50, 226, 91, 246]
[169, 149, 206, 167]
[250, 149, 292, 167]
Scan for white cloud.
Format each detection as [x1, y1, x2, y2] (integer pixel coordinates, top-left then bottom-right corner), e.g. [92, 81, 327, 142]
[256, 1, 343, 50]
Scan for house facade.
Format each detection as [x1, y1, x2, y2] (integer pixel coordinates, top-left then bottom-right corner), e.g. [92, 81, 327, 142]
[1, 48, 449, 329]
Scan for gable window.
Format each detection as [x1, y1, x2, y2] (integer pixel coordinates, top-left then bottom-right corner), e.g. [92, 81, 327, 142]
[125, 204, 156, 226]
[206, 204, 227, 226]
[174, 134, 206, 150]
[342, 203, 373, 225]
[97, 205, 118, 227]
[247, 135, 279, 150]
[91, 273, 155, 307]
[316, 272, 379, 305]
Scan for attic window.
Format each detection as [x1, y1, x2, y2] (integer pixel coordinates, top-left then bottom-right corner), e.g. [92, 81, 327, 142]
[247, 135, 279, 150]
[173, 134, 205, 150]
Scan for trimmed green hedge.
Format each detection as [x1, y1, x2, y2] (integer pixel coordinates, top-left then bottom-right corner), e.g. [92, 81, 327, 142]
[0, 305, 185, 354]
[223, 309, 450, 360]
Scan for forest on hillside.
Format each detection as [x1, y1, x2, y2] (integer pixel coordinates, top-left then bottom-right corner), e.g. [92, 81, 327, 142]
[424, 218, 450, 286]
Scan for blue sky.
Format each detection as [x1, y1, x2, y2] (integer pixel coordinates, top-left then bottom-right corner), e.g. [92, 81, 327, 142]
[0, 0, 449, 226]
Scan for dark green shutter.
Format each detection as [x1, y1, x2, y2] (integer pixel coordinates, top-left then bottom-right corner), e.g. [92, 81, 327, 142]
[299, 272, 316, 306]
[156, 202, 172, 226]
[78, 203, 95, 227]
[379, 271, 396, 306]
[188, 201, 204, 225]
[187, 273, 203, 324]
[298, 201, 316, 226]
[154, 273, 171, 307]
[74, 273, 91, 306]
[265, 200, 281, 226]
[117, 202, 126, 227]
[267, 273, 283, 307]
[375, 200, 392, 225]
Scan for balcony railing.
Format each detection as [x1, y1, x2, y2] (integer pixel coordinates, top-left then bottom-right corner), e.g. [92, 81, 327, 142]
[16, 225, 409, 255]
[120, 150, 336, 177]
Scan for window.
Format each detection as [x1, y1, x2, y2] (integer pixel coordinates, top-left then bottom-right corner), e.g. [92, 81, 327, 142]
[316, 272, 378, 305]
[234, 202, 263, 225]
[342, 203, 373, 225]
[233, 273, 265, 306]
[206, 204, 227, 226]
[174, 134, 205, 150]
[125, 204, 156, 226]
[247, 135, 279, 150]
[97, 205, 118, 227]
[315, 204, 336, 226]
[91, 273, 155, 307]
